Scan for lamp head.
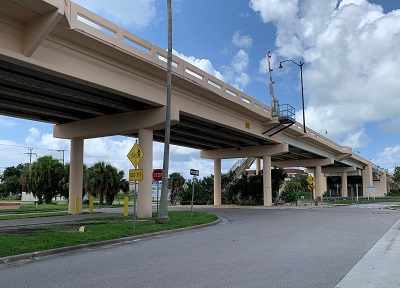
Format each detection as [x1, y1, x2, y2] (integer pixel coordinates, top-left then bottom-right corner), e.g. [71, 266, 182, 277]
[278, 62, 283, 70]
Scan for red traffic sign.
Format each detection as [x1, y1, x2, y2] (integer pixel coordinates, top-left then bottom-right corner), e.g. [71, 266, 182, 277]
[152, 169, 163, 181]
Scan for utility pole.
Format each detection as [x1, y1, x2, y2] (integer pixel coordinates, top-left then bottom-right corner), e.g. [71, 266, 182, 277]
[56, 149, 66, 165]
[25, 147, 37, 164]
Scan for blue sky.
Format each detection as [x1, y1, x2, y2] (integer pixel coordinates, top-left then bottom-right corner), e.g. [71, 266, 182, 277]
[1, 0, 400, 178]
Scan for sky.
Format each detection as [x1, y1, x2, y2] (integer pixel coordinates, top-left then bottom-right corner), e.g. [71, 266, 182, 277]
[0, 0, 399, 179]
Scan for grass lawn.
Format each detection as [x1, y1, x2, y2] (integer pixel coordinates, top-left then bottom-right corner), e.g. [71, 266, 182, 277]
[0, 211, 218, 257]
[0, 203, 124, 214]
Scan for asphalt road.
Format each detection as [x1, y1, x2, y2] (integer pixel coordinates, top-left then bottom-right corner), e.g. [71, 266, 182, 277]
[2, 205, 400, 288]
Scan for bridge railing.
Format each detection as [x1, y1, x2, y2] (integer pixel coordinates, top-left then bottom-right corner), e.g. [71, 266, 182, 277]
[65, 1, 272, 119]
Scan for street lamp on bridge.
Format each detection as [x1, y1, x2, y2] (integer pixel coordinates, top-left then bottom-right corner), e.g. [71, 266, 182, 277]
[278, 59, 306, 134]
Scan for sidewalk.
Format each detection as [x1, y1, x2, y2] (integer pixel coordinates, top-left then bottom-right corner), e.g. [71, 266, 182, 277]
[335, 217, 400, 288]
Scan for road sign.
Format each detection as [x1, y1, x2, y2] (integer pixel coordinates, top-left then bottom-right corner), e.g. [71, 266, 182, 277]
[307, 184, 314, 191]
[190, 169, 199, 176]
[306, 176, 314, 184]
[127, 142, 143, 168]
[129, 169, 143, 181]
[366, 186, 376, 193]
[152, 169, 163, 181]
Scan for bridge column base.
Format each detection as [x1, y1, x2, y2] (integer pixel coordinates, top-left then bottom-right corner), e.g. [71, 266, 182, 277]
[214, 159, 221, 205]
[68, 138, 84, 214]
[137, 129, 153, 218]
[314, 166, 325, 201]
[263, 155, 272, 206]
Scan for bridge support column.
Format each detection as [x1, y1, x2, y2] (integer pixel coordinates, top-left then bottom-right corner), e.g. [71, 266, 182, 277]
[362, 164, 373, 195]
[342, 172, 348, 198]
[214, 159, 221, 205]
[69, 138, 84, 214]
[263, 155, 272, 206]
[137, 129, 153, 218]
[375, 172, 387, 196]
[314, 166, 324, 201]
[256, 158, 261, 174]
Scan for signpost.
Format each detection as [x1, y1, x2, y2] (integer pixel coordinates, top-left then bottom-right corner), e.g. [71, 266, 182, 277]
[356, 183, 359, 202]
[190, 169, 199, 220]
[152, 169, 162, 213]
[127, 140, 143, 230]
[306, 175, 314, 206]
[366, 185, 376, 201]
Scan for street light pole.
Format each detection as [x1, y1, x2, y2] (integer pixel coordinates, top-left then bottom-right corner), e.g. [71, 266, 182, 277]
[279, 60, 306, 134]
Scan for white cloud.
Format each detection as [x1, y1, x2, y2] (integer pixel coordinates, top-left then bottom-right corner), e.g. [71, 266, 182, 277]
[74, 0, 157, 29]
[173, 48, 251, 91]
[231, 49, 249, 72]
[232, 30, 253, 49]
[172, 50, 224, 81]
[340, 129, 370, 148]
[374, 146, 400, 173]
[25, 127, 41, 144]
[251, 0, 400, 140]
[222, 49, 251, 90]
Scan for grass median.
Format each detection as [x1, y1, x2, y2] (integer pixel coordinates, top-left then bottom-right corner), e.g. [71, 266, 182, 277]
[0, 211, 218, 258]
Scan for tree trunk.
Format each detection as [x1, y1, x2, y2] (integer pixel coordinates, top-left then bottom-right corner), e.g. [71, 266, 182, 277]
[99, 190, 104, 205]
[157, 0, 172, 224]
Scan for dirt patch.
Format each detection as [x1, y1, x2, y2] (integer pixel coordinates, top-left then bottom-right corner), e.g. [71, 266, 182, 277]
[0, 228, 44, 236]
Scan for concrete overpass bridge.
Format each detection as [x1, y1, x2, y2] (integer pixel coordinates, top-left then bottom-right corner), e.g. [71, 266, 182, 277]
[0, 0, 390, 216]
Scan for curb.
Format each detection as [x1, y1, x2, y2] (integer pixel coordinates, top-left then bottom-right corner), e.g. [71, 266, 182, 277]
[0, 217, 222, 267]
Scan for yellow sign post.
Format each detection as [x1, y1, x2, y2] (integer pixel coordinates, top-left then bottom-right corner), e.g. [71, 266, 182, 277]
[306, 175, 315, 206]
[127, 142, 144, 168]
[129, 169, 143, 181]
[126, 141, 144, 230]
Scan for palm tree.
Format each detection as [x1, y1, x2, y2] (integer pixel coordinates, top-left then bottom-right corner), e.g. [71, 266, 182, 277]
[85, 162, 122, 205]
[168, 172, 185, 205]
[158, 0, 172, 223]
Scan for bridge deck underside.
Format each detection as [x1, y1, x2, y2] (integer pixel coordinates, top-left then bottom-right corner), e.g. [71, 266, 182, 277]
[0, 59, 352, 168]
[0, 60, 153, 124]
[0, 59, 276, 151]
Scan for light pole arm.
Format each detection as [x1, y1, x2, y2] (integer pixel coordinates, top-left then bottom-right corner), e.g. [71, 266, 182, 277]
[278, 59, 306, 133]
[279, 59, 302, 68]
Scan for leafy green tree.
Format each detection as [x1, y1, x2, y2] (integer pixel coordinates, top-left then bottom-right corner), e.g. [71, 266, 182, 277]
[119, 170, 129, 194]
[0, 185, 8, 198]
[281, 190, 298, 203]
[84, 162, 123, 205]
[59, 163, 89, 200]
[286, 174, 308, 192]
[224, 168, 287, 205]
[271, 168, 287, 201]
[394, 166, 400, 190]
[221, 171, 235, 203]
[0, 175, 20, 198]
[26, 156, 66, 204]
[181, 175, 214, 205]
[0, 164, 27, 198]
[168, 172, 185, 205]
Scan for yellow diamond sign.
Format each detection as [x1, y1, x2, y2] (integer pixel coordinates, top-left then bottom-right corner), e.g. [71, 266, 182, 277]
[306, 175, 314, 184]
[127, 142, 143, 168]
